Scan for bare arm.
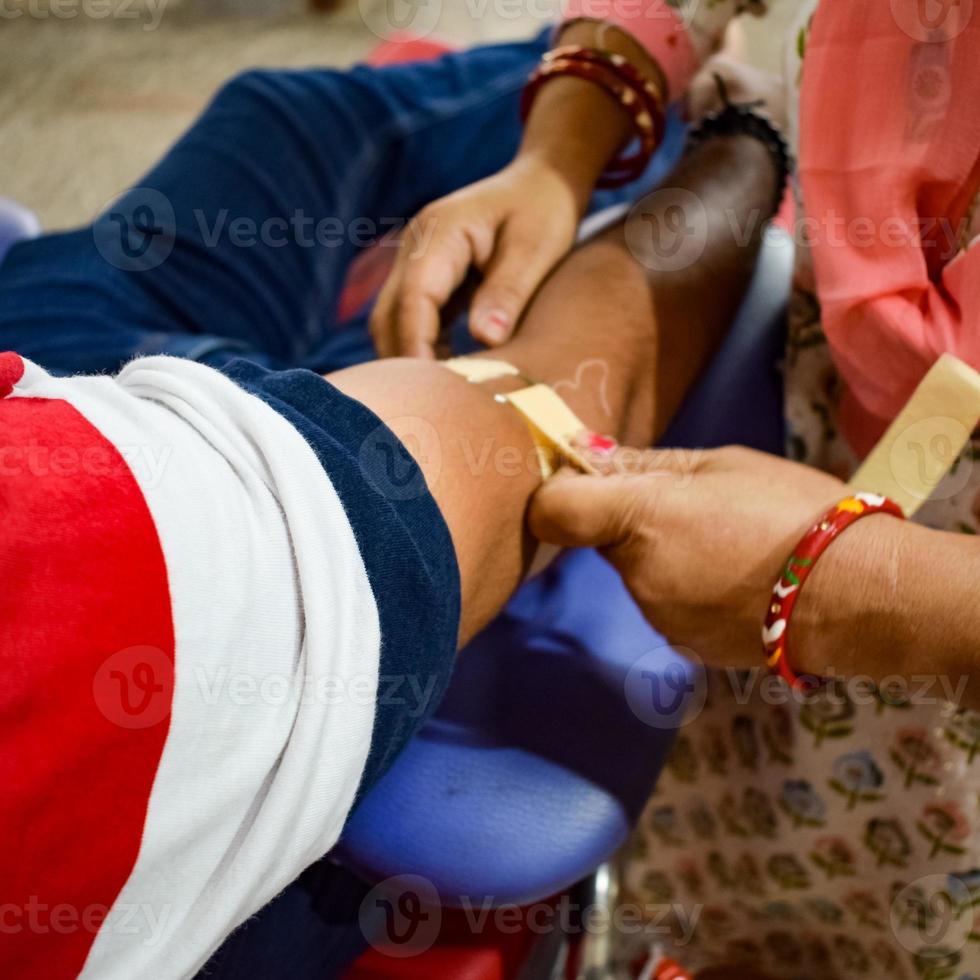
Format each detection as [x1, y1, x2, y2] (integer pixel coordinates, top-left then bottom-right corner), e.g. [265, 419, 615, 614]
[529, 443, 980, 710]
[797, 513, 980, 708]
[339, 133, 778, 643]
[370, 5, 749, 357]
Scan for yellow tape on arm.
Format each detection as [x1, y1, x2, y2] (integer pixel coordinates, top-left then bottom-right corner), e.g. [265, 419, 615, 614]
[440, 359, 596, 477]
[503, 384, 598, 477]
[847, 353, 980, 516]
[442, 358, 523, 384]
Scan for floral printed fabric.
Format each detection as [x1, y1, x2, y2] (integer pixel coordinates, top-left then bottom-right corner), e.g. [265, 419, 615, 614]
[621, 0, 980, 977]
[622, 674, 980, 979]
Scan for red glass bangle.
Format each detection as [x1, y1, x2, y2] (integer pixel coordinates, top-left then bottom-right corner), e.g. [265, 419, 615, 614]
[520, 45, 665, 188]
[545, 44, 665, 111]
[763, 493, 905, 689]
[521, 60, 659, 186]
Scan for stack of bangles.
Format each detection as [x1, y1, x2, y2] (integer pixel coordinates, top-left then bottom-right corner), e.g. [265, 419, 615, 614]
[520, 44, 666, 187]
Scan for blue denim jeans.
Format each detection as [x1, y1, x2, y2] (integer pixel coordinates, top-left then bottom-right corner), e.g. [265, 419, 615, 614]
[0, 32, 690, 979]
[0, 30, 680, 377]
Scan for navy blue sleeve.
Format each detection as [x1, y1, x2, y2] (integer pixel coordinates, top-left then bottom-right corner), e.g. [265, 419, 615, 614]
[219, 358, 461, 805]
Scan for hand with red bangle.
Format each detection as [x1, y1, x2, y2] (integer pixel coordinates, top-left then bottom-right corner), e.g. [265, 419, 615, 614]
[528, 442, 980, 704]
[371, 18, 668, 359]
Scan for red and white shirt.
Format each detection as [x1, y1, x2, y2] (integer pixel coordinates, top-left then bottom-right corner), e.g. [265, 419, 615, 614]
[0, 351, 459, 978]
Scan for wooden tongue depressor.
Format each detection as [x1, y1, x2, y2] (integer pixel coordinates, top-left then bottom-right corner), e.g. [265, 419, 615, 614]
[442, 358, 598, 477]
[846, 353, 980, 516]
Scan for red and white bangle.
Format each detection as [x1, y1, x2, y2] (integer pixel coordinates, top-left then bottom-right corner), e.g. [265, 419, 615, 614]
[763, 493, 906, 689]
[520, 44, 666, 188]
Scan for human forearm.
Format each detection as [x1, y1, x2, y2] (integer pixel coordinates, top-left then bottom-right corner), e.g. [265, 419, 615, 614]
[333, 231, 659, 644]
[517, 20, 666, 215]
[340, 133, 777, 643]
[372, 10, 736, 357]
[797, 516, 980, 707]
[492, 134, 778, 444]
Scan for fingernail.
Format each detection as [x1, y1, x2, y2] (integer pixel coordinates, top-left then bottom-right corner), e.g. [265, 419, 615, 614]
[576, 431, 618, 456]
[476, 310, 511, 344]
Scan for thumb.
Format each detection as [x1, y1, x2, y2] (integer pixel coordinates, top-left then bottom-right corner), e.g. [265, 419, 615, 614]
[469, 221, 565, 346]
[528, 470, 654, 551]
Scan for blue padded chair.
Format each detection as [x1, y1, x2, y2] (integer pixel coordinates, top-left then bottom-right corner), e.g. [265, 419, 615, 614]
[336, 225, 794, 907]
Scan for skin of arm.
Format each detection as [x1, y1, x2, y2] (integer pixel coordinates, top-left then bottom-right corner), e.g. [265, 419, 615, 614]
[516, 19, 668, 215]
[795, 512, 980, 708]
[528, 441, 980, 711]
[369, 19, 683, 356]
[338, 133, 778, 644]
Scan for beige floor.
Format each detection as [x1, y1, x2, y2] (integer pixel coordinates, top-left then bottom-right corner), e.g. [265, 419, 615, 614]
[0, 0, 787, 231]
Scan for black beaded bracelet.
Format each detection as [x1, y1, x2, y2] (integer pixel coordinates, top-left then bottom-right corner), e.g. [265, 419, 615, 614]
[685, 73, 792, 219]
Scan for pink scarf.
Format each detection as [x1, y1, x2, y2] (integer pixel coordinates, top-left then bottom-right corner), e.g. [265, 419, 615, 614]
[798, 0, 980, 455]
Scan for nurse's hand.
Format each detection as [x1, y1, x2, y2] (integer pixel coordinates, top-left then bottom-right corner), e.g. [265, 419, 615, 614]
[528, 444, 845, 669]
